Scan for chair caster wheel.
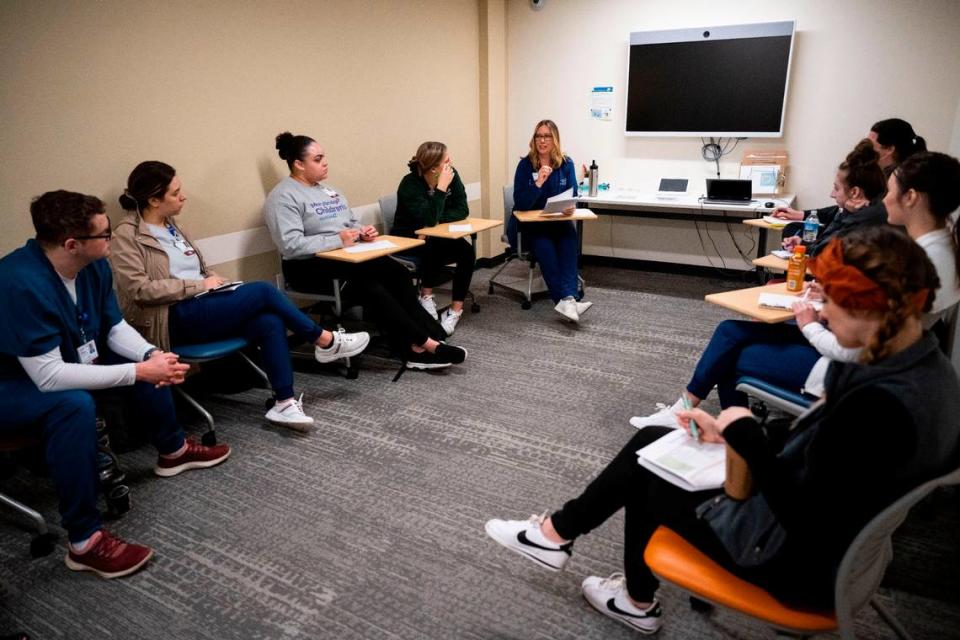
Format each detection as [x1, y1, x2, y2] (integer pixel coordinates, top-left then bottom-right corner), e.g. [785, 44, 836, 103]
[471, 303, 481, 313]
[265, 397, 276, 410]
[521, 301, 532, 310]
[30, 533, 56, 558]
[689, 596, 714, 613]
[487, 284, 494, 294]
[346, 367, 359, 380]
[201, 431, 218, 446]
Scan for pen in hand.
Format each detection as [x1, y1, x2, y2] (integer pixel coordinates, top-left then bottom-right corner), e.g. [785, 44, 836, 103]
[681, 394, 700, 443]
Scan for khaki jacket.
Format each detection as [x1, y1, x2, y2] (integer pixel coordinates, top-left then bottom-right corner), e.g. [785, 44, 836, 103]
[110, 213, 213, 351]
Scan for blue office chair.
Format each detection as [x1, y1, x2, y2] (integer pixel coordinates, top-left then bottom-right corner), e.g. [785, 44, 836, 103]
[173, 338, 270, 445]
[735, 375, 816, 417]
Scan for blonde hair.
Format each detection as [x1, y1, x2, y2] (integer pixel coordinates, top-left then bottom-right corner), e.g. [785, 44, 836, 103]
[408, 141, 447, 175]
[527, 119, 565, 170]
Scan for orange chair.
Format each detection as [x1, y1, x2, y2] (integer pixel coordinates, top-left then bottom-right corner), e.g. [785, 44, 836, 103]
[645, 464, 960, 639]
[644, 527, 835, 637]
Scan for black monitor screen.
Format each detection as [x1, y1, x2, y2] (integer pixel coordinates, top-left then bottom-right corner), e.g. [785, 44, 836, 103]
[626, 22, 794, 137]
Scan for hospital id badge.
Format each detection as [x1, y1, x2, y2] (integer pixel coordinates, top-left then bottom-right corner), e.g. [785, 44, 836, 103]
[77, 340, 99, 364]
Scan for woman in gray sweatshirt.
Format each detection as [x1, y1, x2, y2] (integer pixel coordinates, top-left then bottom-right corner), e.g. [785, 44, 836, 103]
[263, 132, 467, 370]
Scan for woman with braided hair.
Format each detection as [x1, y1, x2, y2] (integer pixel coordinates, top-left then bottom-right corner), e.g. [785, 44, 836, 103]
[484, 225, 960, 634]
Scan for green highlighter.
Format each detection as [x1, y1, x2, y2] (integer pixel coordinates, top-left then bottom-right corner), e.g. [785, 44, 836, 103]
[680, 394, 700, 443]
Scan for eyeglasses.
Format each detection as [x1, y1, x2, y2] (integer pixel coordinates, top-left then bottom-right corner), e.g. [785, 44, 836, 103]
[534, 134, 554, 141]
[73, 225, 113, 241]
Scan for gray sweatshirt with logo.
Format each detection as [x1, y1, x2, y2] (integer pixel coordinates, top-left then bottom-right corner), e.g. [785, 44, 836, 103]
[263, 176, 360, 259]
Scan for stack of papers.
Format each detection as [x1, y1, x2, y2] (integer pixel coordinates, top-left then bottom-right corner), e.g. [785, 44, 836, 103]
[448, 223, 473, 233]
[544, 188, 578, 213]
[636, 429, 726, 492]
[761, 215, 788, 227]
[344, 240, 396, 254]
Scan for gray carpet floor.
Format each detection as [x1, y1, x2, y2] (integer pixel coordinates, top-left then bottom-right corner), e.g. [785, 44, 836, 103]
[1, 263, 958, 639]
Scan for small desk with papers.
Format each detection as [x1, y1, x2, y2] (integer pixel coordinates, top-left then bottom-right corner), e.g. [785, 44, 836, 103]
[314, 235, 425, 263]
[415, 217, 502, 239]
[704, 282, 804, 323]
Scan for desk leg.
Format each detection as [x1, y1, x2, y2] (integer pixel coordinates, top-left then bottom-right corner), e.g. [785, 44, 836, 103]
[756, 226, 768, 284]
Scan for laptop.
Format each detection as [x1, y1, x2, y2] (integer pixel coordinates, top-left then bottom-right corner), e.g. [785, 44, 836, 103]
[705, 179, 753, 204]
[655, 178, 689, 199]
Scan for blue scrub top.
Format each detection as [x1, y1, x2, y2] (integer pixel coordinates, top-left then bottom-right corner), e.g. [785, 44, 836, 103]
[0, 239, 123, 381]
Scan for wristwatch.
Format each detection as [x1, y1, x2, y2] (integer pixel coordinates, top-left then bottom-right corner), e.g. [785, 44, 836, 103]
[143, 347, 161, 361]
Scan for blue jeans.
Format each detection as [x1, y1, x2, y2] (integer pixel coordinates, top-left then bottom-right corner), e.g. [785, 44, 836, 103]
[687, 320, 820, 408]
[169, 281, 324, 400]
[0, 376, 185, 543]
[507, 217, 580, 303]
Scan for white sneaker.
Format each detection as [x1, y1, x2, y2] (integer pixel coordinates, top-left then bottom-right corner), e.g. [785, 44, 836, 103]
[554, 297, 579, 323]
[629, 398, 685, 430]
[575, 300, 593, 316]
[484, 514, 572, 571]
[265, 394, 314, 432]
[315, 329, 370, 364]
[581, 573, 663, 635]
[419, 295, 439, 320]
[440, 308, 462, 335]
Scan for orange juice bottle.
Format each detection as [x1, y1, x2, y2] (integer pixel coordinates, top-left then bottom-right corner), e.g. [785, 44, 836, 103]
[786, 245, 807, 292]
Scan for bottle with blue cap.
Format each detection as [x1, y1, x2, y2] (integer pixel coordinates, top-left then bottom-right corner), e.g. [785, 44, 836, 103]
[802, 209, 819, 243]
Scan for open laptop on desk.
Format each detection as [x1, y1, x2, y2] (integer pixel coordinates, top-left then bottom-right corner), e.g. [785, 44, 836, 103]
[705, 179, 754, 206]
[655, 178, 689, 200]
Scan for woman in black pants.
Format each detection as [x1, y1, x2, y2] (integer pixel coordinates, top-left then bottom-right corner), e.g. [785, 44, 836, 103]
[485, 226, 960, 635]
[392, 141, 475, 336]
[262, 132, 467, 370]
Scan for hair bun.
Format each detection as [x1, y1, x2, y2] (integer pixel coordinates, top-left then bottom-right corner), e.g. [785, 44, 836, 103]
[118, 192, 138, 210]
[275, 131, 295, 160]
[847, 138, 880, 166]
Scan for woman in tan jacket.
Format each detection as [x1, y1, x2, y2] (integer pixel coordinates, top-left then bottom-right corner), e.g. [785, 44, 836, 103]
[111, 161, 370, 431]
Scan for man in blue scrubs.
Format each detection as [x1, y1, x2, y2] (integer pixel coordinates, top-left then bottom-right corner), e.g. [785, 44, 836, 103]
[0, 190, 231, 578]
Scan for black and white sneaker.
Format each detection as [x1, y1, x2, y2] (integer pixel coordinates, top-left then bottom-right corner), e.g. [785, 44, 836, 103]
[581, 573, 663, 635]
[406, 350, 453, 370]
[435, 342, 467, 364]
[484, 514, 572, 571]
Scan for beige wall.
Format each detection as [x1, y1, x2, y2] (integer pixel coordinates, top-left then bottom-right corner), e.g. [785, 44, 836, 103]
[0, 0, 483, 275]
[505, 0, 960, 265]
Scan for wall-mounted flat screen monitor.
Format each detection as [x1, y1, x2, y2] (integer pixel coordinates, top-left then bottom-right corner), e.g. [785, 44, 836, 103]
[626, 21, 795, 137]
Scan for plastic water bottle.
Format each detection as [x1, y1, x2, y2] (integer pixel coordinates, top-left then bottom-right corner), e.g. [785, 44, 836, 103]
[588, 160, 599, 197]
[802, 210, 819, 243]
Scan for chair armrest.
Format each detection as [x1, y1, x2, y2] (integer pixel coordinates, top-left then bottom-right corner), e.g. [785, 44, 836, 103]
[735, 376, 814, 416]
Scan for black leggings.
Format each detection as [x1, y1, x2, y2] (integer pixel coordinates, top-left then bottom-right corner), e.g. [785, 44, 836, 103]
[407, 237, 475, 302]
[551, 427, 740, 602]
[550, 427, 828, 607]
[282, 256, 445, 353]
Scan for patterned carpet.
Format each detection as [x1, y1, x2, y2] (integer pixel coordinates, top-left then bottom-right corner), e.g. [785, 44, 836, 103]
[1, 263, 958, 639]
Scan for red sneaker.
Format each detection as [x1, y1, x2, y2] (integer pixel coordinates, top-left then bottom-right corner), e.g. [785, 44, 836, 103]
[154, 437, 231, 477]
[64, 530, 153, 578]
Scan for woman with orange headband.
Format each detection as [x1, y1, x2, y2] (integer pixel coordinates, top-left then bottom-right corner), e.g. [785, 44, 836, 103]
[631, 149, 960, 428]
[484, 226, 960, 632]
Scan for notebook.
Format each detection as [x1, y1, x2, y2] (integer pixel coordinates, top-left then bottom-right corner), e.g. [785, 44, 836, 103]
[635, 429, 726, 492]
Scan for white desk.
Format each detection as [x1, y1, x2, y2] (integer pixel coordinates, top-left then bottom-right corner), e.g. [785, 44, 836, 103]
[577, 191, 795, 278]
